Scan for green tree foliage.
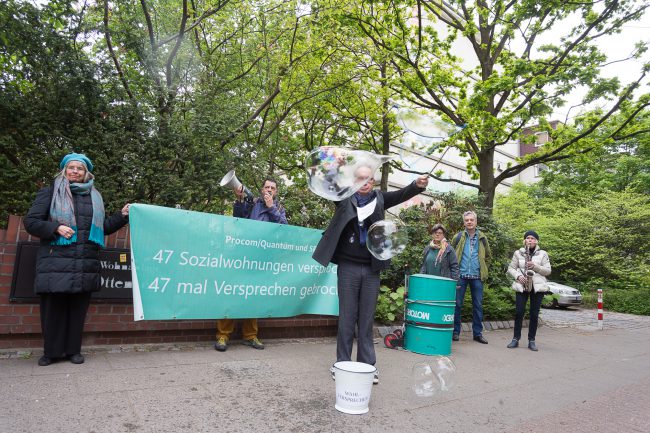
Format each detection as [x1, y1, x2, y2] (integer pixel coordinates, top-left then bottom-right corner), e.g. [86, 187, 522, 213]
[0, 0, 116, 221]
[279, 179, 334, 229]
[496, 110, 650, 316]
[1, 0, 379, 224]
[342, 0, 650, 210]
[535, 105, 650, 198]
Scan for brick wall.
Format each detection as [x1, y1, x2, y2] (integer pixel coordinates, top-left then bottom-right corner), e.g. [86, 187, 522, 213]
[0, 215, 337, 349]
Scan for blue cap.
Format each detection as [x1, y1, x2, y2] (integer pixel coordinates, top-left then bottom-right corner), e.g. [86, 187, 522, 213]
[60, 153, 93, 173]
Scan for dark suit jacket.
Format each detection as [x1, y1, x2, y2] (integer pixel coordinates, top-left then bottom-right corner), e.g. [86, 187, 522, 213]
[312, 182, 424, 272]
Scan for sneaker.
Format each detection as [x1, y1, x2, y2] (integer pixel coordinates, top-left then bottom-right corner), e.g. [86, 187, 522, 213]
[452, 333, 460, 341]
[214, 336, 228, 352]
[69, 354, 85, 364]
[507, 338, 519, 349]
[528, 340, 538, 351]
[242, 337, 265, 350]
[330, 366, 335, 381]
[38, 356, 52, 366]
[373, 371, 379, 385]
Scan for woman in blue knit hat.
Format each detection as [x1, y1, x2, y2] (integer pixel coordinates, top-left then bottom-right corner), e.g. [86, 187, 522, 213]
[24, 153, 130, 366]
[506, 230, 552, 351]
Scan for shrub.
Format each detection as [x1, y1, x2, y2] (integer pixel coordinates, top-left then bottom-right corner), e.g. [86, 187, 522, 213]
[375, 285, 406, 324]
[582, 287, 650, 316]
[457, 286, 516, 322]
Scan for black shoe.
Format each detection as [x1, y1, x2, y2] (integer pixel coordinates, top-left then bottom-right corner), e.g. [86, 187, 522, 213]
[69, 354, 85, 364]
[452, 333, 460, 341]
[38, 356, 52, 366]
[473, 335, 488, 344]
[507, 339, 519, 349]
[528, 341, 538, 351]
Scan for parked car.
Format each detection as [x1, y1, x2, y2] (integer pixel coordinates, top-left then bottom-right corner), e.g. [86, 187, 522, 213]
[543, 281, 583, 308]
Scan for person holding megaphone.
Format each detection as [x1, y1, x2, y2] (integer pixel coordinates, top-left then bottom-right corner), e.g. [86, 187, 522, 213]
[232, 176, 287, 225]
[215, 176, 287, 352]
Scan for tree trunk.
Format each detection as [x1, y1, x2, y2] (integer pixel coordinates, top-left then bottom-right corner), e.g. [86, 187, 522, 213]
[478, 148, 496, 211]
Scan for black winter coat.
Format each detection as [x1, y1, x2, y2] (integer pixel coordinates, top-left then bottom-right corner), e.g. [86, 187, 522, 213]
[23, 185, 129, 294]
[312, 182, 424, 272]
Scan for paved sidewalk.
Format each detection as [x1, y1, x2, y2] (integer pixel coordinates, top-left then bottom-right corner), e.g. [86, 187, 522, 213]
[540, 306, 650, 330]
[2, 323, 649, 433]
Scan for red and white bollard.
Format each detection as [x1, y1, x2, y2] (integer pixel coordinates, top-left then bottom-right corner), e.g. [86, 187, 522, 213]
[597, 289, 603, 330]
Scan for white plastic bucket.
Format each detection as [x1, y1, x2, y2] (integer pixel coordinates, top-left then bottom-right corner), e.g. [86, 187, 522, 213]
[333, 361, 376, 414]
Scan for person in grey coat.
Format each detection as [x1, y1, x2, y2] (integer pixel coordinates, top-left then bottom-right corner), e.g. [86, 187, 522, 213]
[419, 223, 459, 280]
[313, 165, 428, 384]
[24, 153, 130, 366]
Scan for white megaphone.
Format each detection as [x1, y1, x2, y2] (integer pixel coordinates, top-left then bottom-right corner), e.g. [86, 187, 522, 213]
[220, 170, 254, 200]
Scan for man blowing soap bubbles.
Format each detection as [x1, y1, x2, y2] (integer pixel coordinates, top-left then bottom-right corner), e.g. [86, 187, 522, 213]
[313, 165, 428, 384]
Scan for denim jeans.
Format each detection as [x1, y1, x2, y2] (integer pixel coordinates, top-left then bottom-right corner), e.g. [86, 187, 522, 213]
[513, 291, 545, 341]
[454, 278, 484, 337]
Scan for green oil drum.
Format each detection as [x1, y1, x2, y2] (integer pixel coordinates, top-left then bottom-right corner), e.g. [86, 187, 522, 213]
[404, 300, 455, 326]
[405, 274, 456, 356]
[404, 324, 453, 356]
[408, 274, 456, 302]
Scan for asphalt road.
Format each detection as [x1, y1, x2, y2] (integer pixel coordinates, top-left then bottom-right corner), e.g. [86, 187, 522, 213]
[1, 308, 649, 433]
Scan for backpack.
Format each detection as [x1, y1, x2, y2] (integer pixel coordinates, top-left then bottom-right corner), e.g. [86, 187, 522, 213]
[452, 231, 488, 250]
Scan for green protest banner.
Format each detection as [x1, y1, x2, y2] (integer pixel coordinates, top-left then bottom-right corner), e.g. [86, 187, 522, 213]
[129, 204, 338, 320]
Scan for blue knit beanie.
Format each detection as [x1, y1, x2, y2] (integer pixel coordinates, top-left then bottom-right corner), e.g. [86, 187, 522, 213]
[524, 230, 539, 240]
[60, 153, 93, 173]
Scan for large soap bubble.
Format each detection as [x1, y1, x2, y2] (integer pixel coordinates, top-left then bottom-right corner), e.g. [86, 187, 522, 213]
[305, 147, 391, 201]
[393, 105, 466, 169]
[430, 356, 456, 391]
[412, 362, 438, 397]
[412, 356, 457, 398]
[395, 106, 463, 139]
[366, 220, 408, 260]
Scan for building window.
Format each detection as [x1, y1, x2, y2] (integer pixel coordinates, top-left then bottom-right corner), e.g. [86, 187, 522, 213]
[535, 163, 549, 177]
[534, 131, 549, 147]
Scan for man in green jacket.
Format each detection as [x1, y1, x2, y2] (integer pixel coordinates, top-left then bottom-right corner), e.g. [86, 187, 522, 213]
[451, 211, 492, 344]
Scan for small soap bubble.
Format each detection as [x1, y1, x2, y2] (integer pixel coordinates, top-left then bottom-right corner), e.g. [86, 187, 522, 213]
[305, 147, 391, 201]
[366, 220, 408, 260]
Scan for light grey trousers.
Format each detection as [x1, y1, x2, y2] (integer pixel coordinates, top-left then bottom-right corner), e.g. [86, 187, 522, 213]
[336, 261, 381, 365]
